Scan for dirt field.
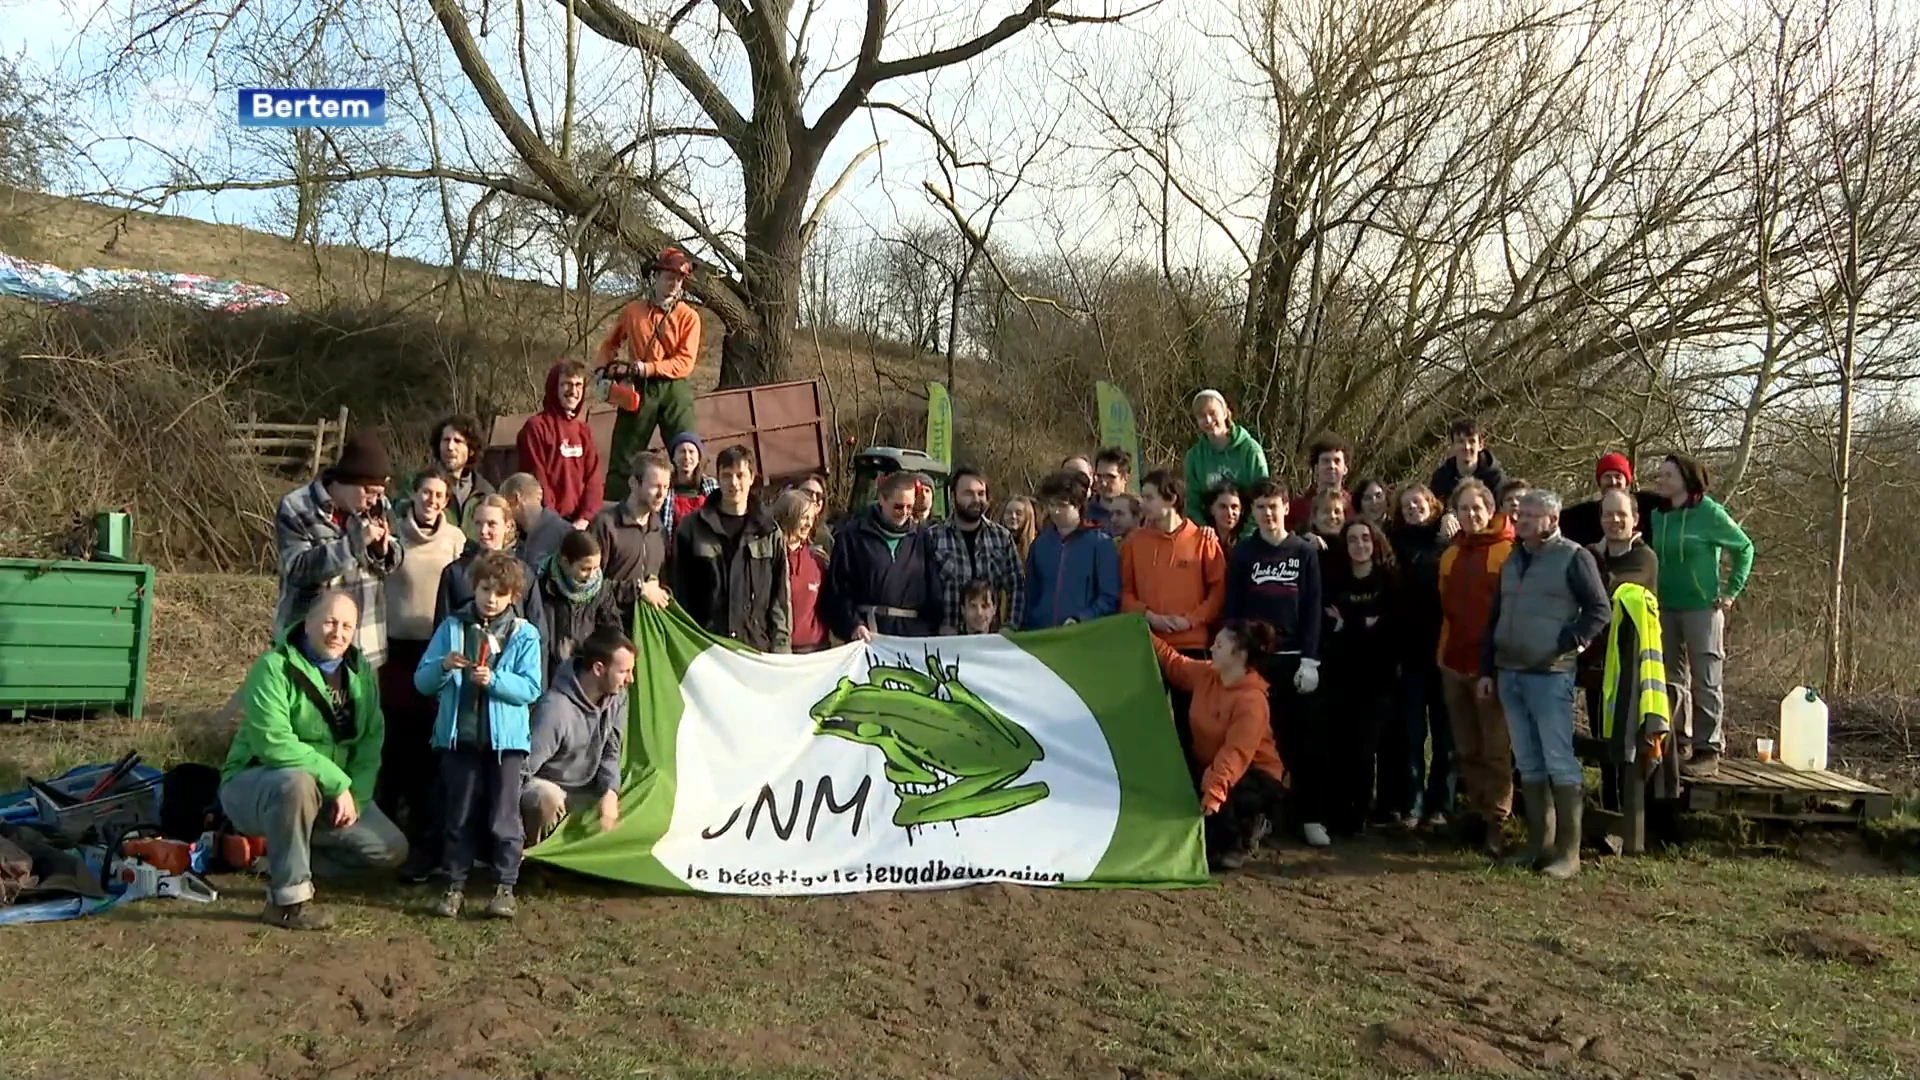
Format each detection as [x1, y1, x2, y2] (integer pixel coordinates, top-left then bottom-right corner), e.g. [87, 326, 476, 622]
[1, 575, 1917, 1080]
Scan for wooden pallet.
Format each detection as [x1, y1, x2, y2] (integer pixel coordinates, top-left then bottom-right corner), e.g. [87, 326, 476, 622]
[1685, 758, 1894, 823]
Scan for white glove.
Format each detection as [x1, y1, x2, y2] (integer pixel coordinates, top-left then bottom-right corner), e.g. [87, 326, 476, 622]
[1294, 658, 1320, 694]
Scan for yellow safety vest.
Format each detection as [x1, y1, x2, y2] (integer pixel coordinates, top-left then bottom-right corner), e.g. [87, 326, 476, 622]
[1602, 582, 1672, 742]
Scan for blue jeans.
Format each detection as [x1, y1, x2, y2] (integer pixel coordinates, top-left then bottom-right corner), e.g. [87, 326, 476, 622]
[1498, 669, 1582, 786]
[1400, 663, 1455, 818]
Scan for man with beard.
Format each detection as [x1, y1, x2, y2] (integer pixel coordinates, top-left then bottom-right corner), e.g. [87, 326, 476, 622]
[598, 248, 701, 497]
[515, 359, 604, 530]
[826, 470, 940, 639]
[925, 466, 1025, 634]
[590, 450, 675, 610]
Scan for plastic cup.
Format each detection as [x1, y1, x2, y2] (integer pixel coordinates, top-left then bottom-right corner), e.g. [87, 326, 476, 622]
[1756, 738, 1775, 763]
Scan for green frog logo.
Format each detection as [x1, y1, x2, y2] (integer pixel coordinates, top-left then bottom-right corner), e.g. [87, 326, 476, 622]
[810, 653, 1049, 832]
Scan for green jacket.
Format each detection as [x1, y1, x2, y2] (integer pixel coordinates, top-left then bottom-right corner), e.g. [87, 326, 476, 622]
[1182, 425, 1270, 526]
[220, 630, 385, 803]
[1650, 496, 1754, 611]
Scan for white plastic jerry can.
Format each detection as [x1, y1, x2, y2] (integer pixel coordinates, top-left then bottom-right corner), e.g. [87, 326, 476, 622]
[1778, 687, 1829, 771]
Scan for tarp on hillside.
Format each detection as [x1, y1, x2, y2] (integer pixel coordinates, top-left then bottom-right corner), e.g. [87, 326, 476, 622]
[528, 606, 1208, 894]
[0, 251, 290, 311]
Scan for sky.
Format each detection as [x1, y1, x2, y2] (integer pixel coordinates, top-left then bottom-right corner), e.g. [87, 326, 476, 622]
[0, 0, 1268, 285]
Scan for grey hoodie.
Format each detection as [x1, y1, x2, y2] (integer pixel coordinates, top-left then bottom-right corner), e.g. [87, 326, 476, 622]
[524, 662, 628, 796]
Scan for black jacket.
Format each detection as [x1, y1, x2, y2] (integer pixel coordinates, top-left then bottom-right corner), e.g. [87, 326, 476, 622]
[670, 504, 791, 652]
[1389, 520, 1446, 663]
[522, 563, 626, 684]
[433, 543, 531, 627]
[1222, 532, 1322, 660]
[1561, 490, 1665, 548]
[1429, 449, 1508, 504]
[824, 508, 940, 638]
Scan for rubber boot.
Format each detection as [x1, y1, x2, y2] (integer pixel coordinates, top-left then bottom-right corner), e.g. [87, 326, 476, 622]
[1503, 782, 1554, 869]
[1540, 785, 1584, 880]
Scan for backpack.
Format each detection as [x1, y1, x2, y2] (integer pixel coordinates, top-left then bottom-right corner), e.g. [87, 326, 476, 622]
[159, 763, 225, 842]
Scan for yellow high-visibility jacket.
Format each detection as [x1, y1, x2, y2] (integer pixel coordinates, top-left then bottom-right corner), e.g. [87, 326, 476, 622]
[1601, 582, 1672, 760]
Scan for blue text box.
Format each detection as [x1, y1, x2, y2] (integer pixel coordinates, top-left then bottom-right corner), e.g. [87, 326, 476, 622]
[238, 88, 386, 128]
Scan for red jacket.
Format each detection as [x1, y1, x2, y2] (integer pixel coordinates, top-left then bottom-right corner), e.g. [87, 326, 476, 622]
[787, 544, 828, 649]
[516, 361, 603, 524]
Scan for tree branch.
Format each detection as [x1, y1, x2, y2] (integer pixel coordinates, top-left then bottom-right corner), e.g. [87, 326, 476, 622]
[567, 0, 749, 147]
[801, 141, 884, 247]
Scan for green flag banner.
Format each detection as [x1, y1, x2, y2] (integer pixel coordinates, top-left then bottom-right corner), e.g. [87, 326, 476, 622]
[528, 605, 1208, 893]
[1095, 380, 1142, 493]
[925, 380, 954, 467]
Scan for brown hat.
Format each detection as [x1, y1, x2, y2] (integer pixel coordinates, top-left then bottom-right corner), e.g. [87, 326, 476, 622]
[330, 430, 392, 486]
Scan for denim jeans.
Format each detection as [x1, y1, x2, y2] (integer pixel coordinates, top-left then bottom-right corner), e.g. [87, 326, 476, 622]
[1498, 669, 1582, 787]
[220, 767, 408, 906]
[1400, 662, 1455, 818]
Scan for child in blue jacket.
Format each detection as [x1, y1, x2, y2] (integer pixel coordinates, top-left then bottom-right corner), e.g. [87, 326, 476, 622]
[414, 550, 544, 919]
[1022, 470, 1121, 630]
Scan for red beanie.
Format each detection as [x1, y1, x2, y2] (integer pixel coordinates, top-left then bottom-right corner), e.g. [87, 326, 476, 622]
[1596, 452, 1632, 484]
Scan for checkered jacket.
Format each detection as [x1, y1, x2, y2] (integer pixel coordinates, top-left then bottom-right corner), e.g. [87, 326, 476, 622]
[273, 480, 405, 668]
[925, 518, 1026, 633]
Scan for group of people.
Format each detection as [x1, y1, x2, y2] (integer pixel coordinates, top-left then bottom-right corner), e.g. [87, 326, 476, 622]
[212, 243, 1760, 928]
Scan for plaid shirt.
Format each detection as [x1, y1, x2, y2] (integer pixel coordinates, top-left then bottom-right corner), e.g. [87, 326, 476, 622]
[925, 518, 1026, 633]
[662, 477, 719, 542]
[273, 480, 405, 668]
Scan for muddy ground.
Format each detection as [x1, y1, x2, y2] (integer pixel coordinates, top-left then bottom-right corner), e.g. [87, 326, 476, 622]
[1, 574, 1916, 1079]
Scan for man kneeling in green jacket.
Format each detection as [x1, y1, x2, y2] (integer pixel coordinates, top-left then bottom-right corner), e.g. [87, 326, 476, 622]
[220, 590, 408, 930]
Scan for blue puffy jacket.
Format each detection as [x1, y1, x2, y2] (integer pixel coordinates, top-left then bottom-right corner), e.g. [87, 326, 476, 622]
[413, 612, 544, 754]
[1022, 523, 1121, 630]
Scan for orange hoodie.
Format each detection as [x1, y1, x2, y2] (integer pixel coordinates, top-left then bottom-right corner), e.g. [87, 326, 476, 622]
[1435, 513, 1516, 675]
[1121, 518, 1226, 650]
[1153, 637, 1283, 813]
[595, 297, 702, 380]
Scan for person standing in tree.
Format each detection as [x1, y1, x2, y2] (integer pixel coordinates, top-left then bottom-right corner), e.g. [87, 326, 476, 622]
[1650, 453, 1754, 777]
[1222, 478, 1328, 847]
[1183, 390, 1270, 527]
[662, 433, 719, 542]
[1122, 469, 1227, 765]
[670, 444, 791, 651]
[927, 467, 1026, 634]
[599, 248, 701, 496]
[515, 359, 604, 531]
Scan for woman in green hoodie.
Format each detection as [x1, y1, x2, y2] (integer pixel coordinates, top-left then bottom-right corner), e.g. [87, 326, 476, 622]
[1651, 453, 1754, 777]
[1183, 389, 1270, 527]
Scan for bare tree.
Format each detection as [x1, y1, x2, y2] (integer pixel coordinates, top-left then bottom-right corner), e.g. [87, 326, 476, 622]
[92, 0, 1140, 388]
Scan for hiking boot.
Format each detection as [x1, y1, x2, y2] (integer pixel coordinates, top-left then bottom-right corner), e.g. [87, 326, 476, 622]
[431, 888, 464, 918]
[485, 885, 517, 919]
[1681, 749, 1722, 779]
[1540, 785, 1584, 880]
[1503, 782, 1555, 869]
[1423, 812, 1450, 831]
[262, 901, 335, 931]
[1302, 822, 1332, 848]
[396, 849, 440, 885]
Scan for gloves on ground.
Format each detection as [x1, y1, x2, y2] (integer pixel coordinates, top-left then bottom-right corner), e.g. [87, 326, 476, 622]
[1294, 658, 1320, 694]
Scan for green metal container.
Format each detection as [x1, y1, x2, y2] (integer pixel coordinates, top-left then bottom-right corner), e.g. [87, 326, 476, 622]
[93, 512, 132, 563]
[0, 558, 155, 719]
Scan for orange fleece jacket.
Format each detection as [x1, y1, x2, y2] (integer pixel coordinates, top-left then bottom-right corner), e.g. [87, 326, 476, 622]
[1153, 637, 1283, 813]
[595, 298, 701, 380]
[1121, 518, 1226, 650]
[1435, 514, 1516, 675]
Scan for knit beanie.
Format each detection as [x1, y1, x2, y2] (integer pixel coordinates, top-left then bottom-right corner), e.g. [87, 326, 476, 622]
[1595, 452, 1632, 485]
[668, 432, 705, 460]
[331, 430, 393, 486]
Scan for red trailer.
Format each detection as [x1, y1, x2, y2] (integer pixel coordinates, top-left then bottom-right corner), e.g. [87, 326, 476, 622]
[479, 378, 828, 490]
